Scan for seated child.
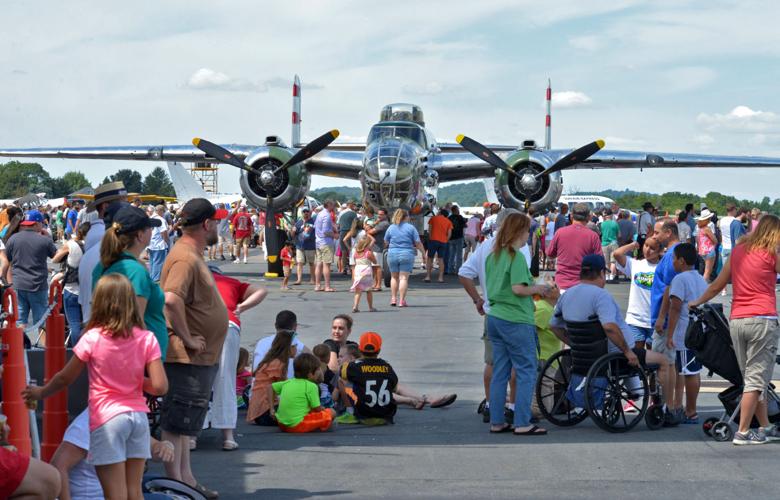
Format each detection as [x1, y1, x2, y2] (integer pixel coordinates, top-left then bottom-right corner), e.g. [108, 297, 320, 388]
[247, 331, 296, 426]
[272, 353, 337, 433]
[235, 348, 252, 410]
[338, 332, 399, 424]
[532, 285, 562, 418]
[312, 344, 338, 408]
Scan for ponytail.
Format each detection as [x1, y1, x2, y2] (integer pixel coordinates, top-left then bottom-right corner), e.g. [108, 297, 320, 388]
[100, 223, 138, 269]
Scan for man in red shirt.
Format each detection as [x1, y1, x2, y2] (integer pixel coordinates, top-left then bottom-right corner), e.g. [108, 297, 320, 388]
[231, 205, 254, 264]
[426, 209, 453, 283]
[546, 203, 603, 291]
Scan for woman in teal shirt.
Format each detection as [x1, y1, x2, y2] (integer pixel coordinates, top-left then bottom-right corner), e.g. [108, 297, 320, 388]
[485, 212, 552, 435]
[91, 205, 168, 357]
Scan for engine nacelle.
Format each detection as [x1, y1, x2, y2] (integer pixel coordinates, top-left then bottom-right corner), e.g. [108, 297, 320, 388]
[239, 147, 309, 211]
[493, 149, 563, 213]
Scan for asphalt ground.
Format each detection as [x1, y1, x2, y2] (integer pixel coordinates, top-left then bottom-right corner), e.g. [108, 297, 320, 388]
[147, 248, 780, 499]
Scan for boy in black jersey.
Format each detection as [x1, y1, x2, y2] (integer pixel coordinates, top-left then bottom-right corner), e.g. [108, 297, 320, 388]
[338, 332, 398, 424]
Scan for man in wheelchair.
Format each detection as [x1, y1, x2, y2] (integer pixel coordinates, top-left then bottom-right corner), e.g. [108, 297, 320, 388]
[545, 254, 668, 431]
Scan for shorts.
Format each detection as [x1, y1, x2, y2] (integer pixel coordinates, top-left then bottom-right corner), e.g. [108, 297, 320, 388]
[235, 235, 250, 247]
[700, 248, 716, 260]
[675, 349, 703, 375]
[283, 265, 292, 277]
[427, 240, 447, 258]
[88, 411, 151, 465]
[295, 249, 316, 265]
[160, 363, 219, 436]
[372, 251, 382, 268]
[316, 245, 335, 264]
[279, 409, 333, 433]
[628, 324, 653, 345]
[387, 251, 414, 274]
[602, 242, 618, 264]
[465, 235, 478, 252]
[730, 317, 780, 394]
[651, 332, 676, 364]
[0, 446, 30, 499]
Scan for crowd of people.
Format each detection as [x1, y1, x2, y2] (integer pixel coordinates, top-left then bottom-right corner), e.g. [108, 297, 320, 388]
[0, 184, 778, 499]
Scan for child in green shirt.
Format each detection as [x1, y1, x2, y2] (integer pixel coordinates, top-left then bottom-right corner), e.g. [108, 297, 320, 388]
[271, 353, 336, 433]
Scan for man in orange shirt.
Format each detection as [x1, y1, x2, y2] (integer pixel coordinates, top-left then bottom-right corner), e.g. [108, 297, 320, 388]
[426, 209, 453, 283]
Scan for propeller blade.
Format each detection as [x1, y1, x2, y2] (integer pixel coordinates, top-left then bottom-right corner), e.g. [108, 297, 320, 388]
[455, 134, 519, 178]
[535, 139, 605, 178]
[272, 129, 339, 176]
[192, 138, 254, 174]
[264, 197, 281, 266]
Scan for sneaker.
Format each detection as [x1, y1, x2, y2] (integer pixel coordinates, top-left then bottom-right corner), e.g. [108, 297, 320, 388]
[623, 400, 640, 414]
[220, 255, 226, 261]
[233, 259, 240, 264]
[336, 413, 359, 424]
[733, 429, 768, 445]
[762, 425, 780, 442]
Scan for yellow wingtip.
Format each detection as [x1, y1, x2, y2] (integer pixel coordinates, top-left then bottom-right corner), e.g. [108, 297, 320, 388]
[455, 134, 465, 144]
[596, 139, 605, 149]
[192, 138, 201, 147]
[331, 129, 340, 139]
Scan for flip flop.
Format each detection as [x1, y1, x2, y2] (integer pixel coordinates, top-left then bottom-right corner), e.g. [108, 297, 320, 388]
[513, 425, 547, 436]
[430, 394, 457, 408]
[324, 288, 337, 292]
[682, 414, 699, 424]
[490, 424, 512, 433]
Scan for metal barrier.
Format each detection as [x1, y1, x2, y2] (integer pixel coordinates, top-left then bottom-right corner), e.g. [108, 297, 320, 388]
[0, 287, 32, 456]
[42, 280, 67, 462]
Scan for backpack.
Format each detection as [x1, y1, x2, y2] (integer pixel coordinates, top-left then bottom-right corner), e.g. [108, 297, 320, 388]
[61, 240, 85, 285]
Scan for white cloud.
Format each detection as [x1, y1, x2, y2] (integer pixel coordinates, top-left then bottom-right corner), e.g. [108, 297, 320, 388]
[696, 106, 779, 133]
[662, 66, 717, 92]
[549, 91, 592, 108]
[402, 81, 445, 95]
[184, 68, 268, 93]
[603, 136, 647, 148]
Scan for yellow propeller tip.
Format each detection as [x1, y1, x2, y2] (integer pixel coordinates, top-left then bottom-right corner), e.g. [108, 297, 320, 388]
[596, 139, 605, 148]
[331, 130, 340, 139]
[455, 134, 465, 144]
[192, 138, 201, 146]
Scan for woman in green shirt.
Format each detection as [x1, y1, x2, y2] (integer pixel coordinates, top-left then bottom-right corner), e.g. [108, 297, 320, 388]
[485, 212, 552, 435]
[92, 205, 168, 357]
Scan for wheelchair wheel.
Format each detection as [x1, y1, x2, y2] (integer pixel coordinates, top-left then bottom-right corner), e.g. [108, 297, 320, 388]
[535, 349, 588, 427]
[645, 405, 664, 430]
[585, 352, 649, 433]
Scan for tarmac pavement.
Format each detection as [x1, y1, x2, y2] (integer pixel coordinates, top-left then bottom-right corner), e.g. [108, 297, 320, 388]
[147, 250, 780, 499]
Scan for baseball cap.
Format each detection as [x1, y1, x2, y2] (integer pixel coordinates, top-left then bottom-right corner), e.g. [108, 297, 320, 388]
[20, 210, 44, 226]
[179, 198, 228, 226]
[111, 205, 161, 235]
[359, 332, 383, 354]
[581, 254, 607, 273]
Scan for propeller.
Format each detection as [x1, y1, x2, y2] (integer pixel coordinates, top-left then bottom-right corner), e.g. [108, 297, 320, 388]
[534, 140, 605, 179]
[455, 134, 520, 179]
[193, 130, 339, 276]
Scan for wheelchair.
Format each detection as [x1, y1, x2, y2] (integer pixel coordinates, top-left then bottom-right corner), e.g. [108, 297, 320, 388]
[535, 319, 665, 433]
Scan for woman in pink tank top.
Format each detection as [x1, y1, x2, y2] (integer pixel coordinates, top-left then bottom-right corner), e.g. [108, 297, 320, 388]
[695, 210, 718, 282]
[691, 214, 780, 444]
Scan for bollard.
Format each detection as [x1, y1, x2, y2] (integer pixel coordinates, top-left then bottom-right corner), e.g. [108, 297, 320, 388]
[1, 288, 32, 456]
[42, 281, 67, 462]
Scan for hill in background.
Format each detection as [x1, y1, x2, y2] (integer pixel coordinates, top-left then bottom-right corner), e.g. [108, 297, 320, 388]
[310, 182, 780, 215]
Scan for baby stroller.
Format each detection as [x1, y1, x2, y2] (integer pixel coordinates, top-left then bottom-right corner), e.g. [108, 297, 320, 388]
[686, 304, 780, 441]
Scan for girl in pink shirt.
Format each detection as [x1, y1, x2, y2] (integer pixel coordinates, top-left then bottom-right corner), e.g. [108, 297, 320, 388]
[24, 273, 168, 499]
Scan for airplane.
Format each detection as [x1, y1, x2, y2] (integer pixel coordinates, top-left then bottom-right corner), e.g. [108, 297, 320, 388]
[3, 76, 780, 277]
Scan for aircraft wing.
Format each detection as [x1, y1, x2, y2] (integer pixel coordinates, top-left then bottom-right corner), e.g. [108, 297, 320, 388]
[0, 144, 258, 163]
[303, 149, 363, 180]
[432, 152, 499, 182]
[548, 149, 780, 170]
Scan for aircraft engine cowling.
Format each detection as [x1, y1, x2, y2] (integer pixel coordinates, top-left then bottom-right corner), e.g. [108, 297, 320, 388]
[493, 150, 563, 213]
[239, 147, 310, 211]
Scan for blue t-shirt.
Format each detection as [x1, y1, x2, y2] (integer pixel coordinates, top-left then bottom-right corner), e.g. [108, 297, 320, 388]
[66, 210, 78, 234]
[294, 218, 316, 251]
[650, 242, 680, 327]
[730, 219, 746, 249]
[384, 223, 420, 254]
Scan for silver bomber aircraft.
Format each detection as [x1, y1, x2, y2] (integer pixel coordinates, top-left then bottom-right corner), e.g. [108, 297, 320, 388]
[3, 76, 780, 271]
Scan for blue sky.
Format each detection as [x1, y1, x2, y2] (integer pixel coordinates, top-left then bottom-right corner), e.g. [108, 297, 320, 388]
[2, 0, 779, 200]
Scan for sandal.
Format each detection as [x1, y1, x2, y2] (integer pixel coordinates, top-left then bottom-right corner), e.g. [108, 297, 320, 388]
[414, 397, 426, 410]
[390, 299, 397, 306]
[352, 308, 360, 313]
[194, 483, 219, 499]
[513, 425, 547, 436]
[682, 413, 699, 424]
[222, 439, 239, 451]
[429, 393, 457, 408]
[324, 288, 337, 292]
[490, 424, 512, 433]
[369, 307, 378, 312]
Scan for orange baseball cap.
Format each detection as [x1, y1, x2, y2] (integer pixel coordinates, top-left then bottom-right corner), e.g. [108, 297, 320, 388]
[359, 332, 382, 354]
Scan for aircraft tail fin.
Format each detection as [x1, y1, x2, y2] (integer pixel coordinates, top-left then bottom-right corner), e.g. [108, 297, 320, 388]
[544, 79, 551, 150]
[482, 178, 500, 205]
[292, 75, 301, 147]
[167, 161, 209, 205]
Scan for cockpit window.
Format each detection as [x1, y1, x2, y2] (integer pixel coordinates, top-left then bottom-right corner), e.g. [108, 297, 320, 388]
[368, 125, 427, 148]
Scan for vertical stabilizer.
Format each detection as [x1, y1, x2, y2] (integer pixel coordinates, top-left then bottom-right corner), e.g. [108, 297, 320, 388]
[544, 79, 552, 150]
[292, 75, 301, 147]
[167, 161, 209, 205]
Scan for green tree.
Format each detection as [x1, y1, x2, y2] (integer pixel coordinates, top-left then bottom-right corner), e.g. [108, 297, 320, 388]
[142, 167, 175, 197]
[0, 161, 52, 198]
[104, 169, 143, 193]
[60, 171, 92, 195]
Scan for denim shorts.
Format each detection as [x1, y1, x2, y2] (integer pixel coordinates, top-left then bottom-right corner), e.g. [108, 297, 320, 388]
[387, 251, 414, 273]
[628, 324, 653, 345]
[701, 248, 716, 259]
[16, 289, 49, 327]
[88, 411, 150, 465]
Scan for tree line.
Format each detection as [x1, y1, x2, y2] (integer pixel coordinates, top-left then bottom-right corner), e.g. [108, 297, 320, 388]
[0, 161, 175, 199]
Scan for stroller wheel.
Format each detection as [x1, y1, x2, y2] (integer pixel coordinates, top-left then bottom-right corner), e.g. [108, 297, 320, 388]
[702, 416, 719, 437]
[712, 421, 734, 442]
[645, 405, 665, 431]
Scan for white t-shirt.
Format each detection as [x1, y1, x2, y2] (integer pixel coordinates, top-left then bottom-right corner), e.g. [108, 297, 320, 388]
[148, 215, 168, 251]
[64, 239, 85, 295]
[545, 221, 555, 242]
[253, 334, 306, 379]
[62, 410, 103, 500]
[482, 214, 498, 236]
[669, 270, 708, 350]
[677, 222, 691, 243]
[616, 256, 658, 328]
[719, 215, 735, 250]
